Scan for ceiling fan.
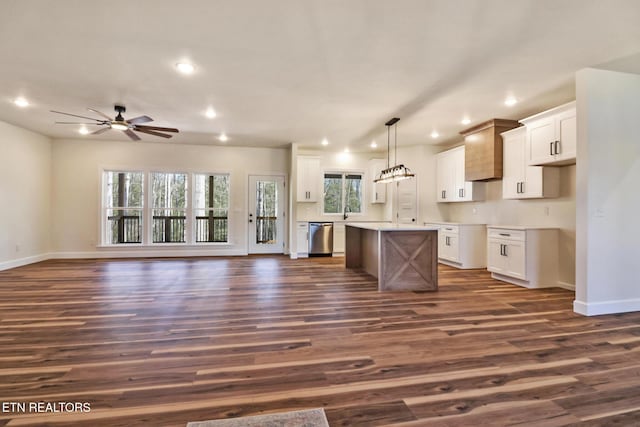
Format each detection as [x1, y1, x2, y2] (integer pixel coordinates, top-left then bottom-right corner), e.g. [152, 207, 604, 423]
[51, 105, 179, 141]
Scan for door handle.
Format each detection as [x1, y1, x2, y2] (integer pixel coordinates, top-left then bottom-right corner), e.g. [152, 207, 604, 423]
[555, 140, 560, 155]
[550, 142, 554, 156]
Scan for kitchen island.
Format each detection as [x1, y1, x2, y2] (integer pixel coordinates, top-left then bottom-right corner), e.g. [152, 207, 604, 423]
[345, 222, 439, 291]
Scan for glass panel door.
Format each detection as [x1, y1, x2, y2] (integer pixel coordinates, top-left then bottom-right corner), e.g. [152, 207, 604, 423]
[248, 175, 285, 254]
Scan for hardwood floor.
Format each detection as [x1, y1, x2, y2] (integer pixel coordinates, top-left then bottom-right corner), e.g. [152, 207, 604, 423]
[1, 256, 640, 426]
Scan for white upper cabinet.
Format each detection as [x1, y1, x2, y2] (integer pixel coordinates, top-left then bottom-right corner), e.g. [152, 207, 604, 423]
[436, 146, 485, 203]
[296, 156, 320, 202]
[368, 159, 387, 204]
[501, 127, 559, 199]
[521, 101, 576, 166]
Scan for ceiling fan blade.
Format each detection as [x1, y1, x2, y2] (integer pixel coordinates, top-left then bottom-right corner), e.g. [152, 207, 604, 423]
[134, 124, 179, 133]
[91, 127, 111, 135]
[55, 121, 103, 125]
[124, 129, 141, 141]
[127, 115, 153, 124]
[87, 108, 114, 121]
[134, 128, 173, 138]
[50, 110, 105, 122]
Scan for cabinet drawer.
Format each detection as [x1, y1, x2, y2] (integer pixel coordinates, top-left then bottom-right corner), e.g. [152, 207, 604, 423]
[488, 228, 524, 241]
[441, 225, 459, 234]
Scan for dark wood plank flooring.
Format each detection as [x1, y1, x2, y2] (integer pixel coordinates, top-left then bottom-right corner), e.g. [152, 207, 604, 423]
[1, 256, 640, 426]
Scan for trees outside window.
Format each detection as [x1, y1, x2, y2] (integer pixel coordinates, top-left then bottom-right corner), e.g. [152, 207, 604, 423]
[151, 172, 187, 243]
[103, 171, 143, 244]
[323, 172, 363, 215]
[194, 174, 229, 242]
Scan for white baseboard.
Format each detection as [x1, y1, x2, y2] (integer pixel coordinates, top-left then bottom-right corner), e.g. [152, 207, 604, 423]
[556, 281, 576, 291]
[0, 253, 50, 271]
[574, 298, 640, 316]
[52, 249, 248, 259]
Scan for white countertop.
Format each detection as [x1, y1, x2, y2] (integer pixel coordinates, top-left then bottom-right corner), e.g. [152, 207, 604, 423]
[346, 222, 439, 231]
[488, 225, 559, 230]
[423, 221, 487, 226]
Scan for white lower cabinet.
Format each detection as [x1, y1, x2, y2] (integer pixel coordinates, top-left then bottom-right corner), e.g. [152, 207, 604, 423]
[333, 223, 345, 253]
[487, 226, 559, 288]
[424, 222, 486, 269]
[296, 222, 309, 258]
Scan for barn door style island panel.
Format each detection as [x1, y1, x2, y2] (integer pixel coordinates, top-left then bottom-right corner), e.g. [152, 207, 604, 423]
[345, 223, 439, 291]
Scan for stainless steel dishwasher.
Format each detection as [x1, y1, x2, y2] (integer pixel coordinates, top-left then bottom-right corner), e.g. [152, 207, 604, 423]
[308, 222, 334, 256]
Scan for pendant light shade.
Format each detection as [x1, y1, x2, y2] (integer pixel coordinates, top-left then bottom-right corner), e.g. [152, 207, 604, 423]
[374, 118, 415, 184]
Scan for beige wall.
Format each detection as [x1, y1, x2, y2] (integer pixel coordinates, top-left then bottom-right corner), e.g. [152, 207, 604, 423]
[51, 138, 289, 256]
[0, 120, 52, 269]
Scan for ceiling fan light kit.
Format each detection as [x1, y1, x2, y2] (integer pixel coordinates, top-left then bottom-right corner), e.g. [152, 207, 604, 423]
[374, 117, 415, 184]
[51, 104, 179, 141]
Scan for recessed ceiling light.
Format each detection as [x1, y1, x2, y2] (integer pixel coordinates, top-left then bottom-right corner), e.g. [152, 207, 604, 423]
[504, 96, 518, 107]
[175, 62, 195, 75]
[370, 141, 377, 148]
[321, 138, 329, 146]
[218, 133, 228, 142]
[461, 117, 471, 125]
[78, 127, 89, 135]
[14, 97, 29, 108]
[431, 131, 440, 139]
[205, 108, 217, 119]
[344, 148, 350, 153]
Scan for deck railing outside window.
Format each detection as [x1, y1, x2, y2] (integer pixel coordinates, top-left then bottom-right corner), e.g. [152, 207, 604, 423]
[107, 213, 141, 244]
[195, 213, 228, 242]
[152, 215, 186, 243]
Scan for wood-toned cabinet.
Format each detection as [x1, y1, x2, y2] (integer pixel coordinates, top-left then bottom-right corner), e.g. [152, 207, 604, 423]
[501, 127, 560, 199]
[436, 146, 485, 203]
[424, 222, 487, 269]
[461, 119, 520, 181]
[296, 156, 320, 202]
[368, 159, 387, 204]
[487, 226, 559, 288]
[520, 101, 576, 166]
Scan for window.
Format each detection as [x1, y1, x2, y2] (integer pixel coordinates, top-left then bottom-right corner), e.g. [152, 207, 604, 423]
[151, 172, 187, 243]
[193, 174, 230, 243]
[103, 171, 144, 244]
[323, 172, 363, 215]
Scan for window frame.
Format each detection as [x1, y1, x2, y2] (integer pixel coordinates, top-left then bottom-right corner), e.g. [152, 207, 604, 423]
[192, 172, 231, 244]
[322, 170, 366, 216]
[149, 171, 189, 244]
[101, 169, 145, 246]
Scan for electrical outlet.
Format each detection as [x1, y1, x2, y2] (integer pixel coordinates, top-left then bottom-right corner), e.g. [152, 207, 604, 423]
[472, 207, 477, 214]
[544, 206, 550, 216]
[15, 245, 20, 253]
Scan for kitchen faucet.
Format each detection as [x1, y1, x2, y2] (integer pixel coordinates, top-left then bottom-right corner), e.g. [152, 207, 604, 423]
[343, 205, 351, 220]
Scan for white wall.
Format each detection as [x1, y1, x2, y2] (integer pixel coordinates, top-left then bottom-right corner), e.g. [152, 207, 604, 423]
[447, 166, 576, 287]
[575, 68, 640, 315]
[0, 121, 51, 270]
[51, 138, 289, 257]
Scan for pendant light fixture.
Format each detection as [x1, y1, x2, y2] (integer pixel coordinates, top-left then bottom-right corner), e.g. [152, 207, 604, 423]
[373, 117, 415, 184]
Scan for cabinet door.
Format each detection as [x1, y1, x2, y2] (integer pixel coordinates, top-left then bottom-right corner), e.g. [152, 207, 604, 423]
[527, 118, 555, 166]
[333, 223, 345, 253]
[369, 159, 387, 204]
[487, 239, 507, 274]
[504, 241, 526, 279]
[502, 131, 524, 199]
[296, 223, 309, 255]
[441, 232, 459, 262]
[555, 109, 576, 162]
[297, 157, 320, 202]
[436, 151, 451, 202]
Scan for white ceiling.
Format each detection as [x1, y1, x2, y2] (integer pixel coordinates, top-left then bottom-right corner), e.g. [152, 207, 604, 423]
[1, 0, 640, 151]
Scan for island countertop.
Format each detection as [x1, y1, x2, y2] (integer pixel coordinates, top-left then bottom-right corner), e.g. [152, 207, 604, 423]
[346, 222, 439, 231]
